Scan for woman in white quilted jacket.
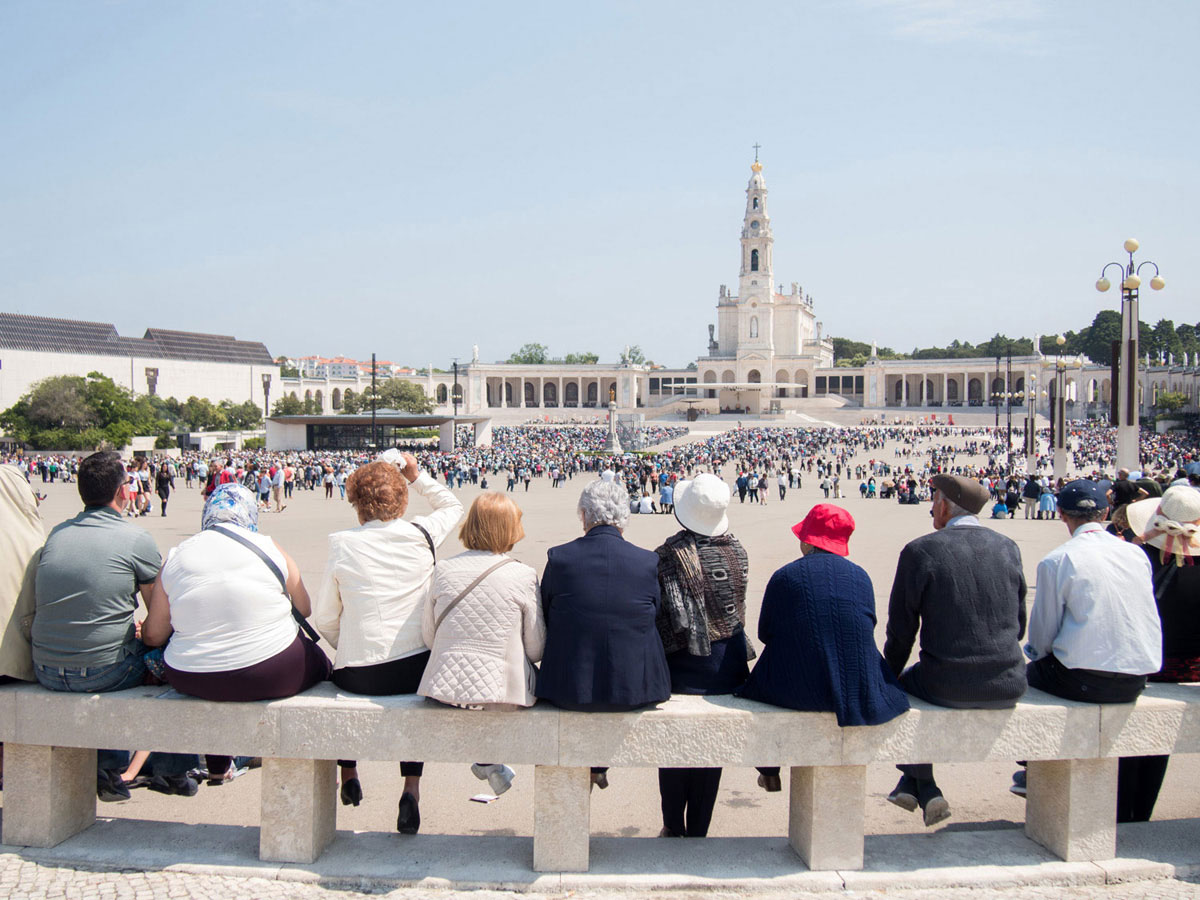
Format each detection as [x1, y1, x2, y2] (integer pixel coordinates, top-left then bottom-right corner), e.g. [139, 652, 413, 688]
[418, 491, 545, 796]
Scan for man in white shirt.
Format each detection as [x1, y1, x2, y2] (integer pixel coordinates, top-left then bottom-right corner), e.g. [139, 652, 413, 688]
[1012, 478, 1161, 795]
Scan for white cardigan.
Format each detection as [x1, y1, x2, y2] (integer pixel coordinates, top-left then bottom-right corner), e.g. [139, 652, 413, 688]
[418, 550, 545, 707]
[314, 473, 463, 668]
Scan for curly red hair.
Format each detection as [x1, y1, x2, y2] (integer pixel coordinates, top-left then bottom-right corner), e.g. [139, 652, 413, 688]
[346, 461, 408, 523]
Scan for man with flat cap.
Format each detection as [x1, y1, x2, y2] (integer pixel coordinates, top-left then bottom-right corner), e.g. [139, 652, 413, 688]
[883, 473, 1028, 827]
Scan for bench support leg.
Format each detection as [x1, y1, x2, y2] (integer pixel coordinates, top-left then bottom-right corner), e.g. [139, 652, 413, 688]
[259, 757, 336, 864]
[533, 765, 589, 872]
[1, 744, 96, 848]
[1025, 757, 1117, 861]
[788, 764, 865, 870]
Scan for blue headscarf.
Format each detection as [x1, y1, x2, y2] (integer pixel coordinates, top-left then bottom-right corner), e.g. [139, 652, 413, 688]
[201, 483, 259, 532]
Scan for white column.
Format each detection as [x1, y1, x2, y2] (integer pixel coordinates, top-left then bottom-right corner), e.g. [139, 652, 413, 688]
[942, 373, 948, 405]
[538, 376, 544, 408]
[500, 379, 508, 408]
[519, 380, 526, 408]
[438, 421, 454, 451]
[1025, 757, 1117, 862]
[577, 376, 583, 408]
[788, 765, 865, 870]
[902, 376, 908, 407]
[533, 765, 590, 872]
[964, 372, 969, 405]
[1, 744, 96, 848]
[558, 377, 564, 408]
[259, 757, 337, 864]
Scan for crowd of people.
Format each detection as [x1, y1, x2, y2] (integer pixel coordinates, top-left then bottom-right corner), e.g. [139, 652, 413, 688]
[0, 423, 1196, 839]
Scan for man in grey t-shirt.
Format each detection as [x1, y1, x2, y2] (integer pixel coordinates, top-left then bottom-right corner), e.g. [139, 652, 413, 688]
[33, 451, 197, 801]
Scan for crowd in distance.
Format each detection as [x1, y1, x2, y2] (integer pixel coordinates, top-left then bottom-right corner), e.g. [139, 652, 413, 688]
[0, 419, 1197, 839]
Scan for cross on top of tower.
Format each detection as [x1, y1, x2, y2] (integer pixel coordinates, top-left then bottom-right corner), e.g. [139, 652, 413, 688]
[753, 142, 761, 161]
[751, 143, 763, 173]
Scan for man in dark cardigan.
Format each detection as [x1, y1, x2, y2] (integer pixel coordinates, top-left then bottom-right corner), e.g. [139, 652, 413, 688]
[883, 474, 1028, 827]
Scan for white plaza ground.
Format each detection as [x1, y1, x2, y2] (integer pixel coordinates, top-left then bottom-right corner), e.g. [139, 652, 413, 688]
[9, 417, 1199, 857]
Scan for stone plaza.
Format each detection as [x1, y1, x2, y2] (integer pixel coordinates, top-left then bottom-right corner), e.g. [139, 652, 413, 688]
[3, 418, 1198, 897]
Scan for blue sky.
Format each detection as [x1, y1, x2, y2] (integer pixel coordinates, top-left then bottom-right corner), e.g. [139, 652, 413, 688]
[2, 1, 1196, 368]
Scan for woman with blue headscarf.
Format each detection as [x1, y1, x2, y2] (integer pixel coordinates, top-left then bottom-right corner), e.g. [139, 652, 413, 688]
[142, 483, 331, 704]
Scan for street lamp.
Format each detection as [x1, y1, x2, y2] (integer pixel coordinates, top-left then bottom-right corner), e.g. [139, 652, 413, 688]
[1024, 373, 1038, 473]
[261, 373, 272, 420]
[1052, 334, 1068, 480]
[1095, 238, 1165, 470]
[451, 359, 461, 450]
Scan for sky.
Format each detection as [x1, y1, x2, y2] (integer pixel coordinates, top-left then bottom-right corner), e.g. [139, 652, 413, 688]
[1, 0, 1196, 369]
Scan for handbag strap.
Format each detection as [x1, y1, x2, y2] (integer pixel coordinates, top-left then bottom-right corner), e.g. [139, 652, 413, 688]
[211, 525, 322, 644]
[412, 521, 436, 562]
[434, 557, 515, 632]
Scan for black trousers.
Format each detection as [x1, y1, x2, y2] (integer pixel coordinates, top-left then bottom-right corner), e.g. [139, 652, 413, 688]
[658, 767, 722, 837]
[896, 663, 1015, 784]
[333, 652, 430, 778]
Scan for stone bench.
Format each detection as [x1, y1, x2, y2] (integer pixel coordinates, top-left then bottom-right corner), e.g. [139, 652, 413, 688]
[0, 681, 1197, 873]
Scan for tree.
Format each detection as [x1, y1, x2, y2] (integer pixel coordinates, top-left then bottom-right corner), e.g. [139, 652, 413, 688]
[344, 379, 434, 414]
[272, 395, 305, 416]
[1149, 319, 1184, 364]
[619, 345, 646, 365]
[181, 397, 228, 432]
[21, 376, 96, 431]
[507, 343, 549, 364]
[1155, 391, 1189, 414]
[219, 399, 264, 430]
[1077, 310, 1123, 365]
[562, 351, 599, 364]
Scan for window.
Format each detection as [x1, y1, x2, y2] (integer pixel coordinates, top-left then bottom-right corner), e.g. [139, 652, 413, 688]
[753, 197, 759, 210]
[750, 249, 759, 272]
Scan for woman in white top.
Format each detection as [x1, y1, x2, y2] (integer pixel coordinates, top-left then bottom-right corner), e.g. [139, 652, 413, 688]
[143, 483, 332, 777]
[314, 452, 463, 834]
[418, 492, 544, 797]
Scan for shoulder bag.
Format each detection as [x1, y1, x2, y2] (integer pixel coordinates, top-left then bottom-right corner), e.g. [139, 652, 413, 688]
[211, 525, 322, 643]
[434, 557, 515, 631]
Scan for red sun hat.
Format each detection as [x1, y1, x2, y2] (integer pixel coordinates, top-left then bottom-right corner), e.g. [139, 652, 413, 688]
[791, 504, 856, 557]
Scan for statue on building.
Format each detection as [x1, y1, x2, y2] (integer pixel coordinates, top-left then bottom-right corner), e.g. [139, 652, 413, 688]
[471, 344, 479, 363]
[870, 341, 878, 358]
[708, 324, 718, 355]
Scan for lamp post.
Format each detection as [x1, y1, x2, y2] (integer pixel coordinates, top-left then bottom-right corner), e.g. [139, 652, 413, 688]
[1095, 239, 1165, 471]
[993, 354, 1001, 433]
[261, 373, 272, 420]
[1005, 343, 1013, 468]
[451, 358, 460, 450]
[1024, 372, 1038, 473]
[1052, 334, 1068, 480]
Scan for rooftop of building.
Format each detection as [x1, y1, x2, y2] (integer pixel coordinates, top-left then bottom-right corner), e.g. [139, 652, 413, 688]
[0, 313, 275, 366]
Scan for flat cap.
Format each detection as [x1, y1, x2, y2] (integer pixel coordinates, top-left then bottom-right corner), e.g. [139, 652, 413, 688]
[930, 474, 989, 515]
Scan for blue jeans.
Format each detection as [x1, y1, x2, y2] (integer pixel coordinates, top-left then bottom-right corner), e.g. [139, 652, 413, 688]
[35, 645, 196, 777]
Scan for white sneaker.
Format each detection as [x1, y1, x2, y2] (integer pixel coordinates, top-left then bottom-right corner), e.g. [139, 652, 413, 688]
[471, 763, 515, 796]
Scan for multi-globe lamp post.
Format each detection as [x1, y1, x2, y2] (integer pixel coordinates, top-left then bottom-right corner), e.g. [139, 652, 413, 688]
[1024, 371, 1038, 474]
[1095, 239, 1165, 471]
[1052, 334, 1068, 480]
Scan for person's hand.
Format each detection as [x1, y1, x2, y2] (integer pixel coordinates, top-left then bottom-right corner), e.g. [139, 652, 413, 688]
[399, 452, 420, 484]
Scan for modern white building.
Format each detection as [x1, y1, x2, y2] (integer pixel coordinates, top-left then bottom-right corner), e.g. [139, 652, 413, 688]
[0, 313, 279, 413]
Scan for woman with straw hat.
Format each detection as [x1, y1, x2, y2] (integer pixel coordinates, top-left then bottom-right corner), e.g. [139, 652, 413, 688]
[1117, 486, 1200, 822]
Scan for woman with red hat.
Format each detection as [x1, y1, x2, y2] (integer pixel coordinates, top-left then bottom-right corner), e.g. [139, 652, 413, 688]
[737, 503, 909, 789]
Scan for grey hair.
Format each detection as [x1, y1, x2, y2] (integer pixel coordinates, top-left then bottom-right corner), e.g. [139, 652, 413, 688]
[1062, 507, 1109, 524]
[935, 490, 973, 521]
[578, 479, 631, 530]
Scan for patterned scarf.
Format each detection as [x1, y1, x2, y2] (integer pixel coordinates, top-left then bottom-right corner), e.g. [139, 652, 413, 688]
[201, 483, 259, 532]
[656, 530, 751, 657]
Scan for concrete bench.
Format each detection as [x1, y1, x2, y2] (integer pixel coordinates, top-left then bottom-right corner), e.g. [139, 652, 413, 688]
[0, 681, 1197, 873]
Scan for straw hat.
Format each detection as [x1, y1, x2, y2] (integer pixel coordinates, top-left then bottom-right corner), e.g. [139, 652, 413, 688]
[1125, 486, 1200, 559]
[672, 474, 730, 537]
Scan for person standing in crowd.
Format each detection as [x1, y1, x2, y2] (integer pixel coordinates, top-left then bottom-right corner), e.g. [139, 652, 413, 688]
[739, 505, 909, 787]
[418, 492, 544, 797]
[271, 465, 285, 513]
[32, 451, 199, 801]
[155, 459, 174, 517]
[883, 474, 1027, 827]
[314, 452, 463, 834]
[0, 465, 42, 683]
[537, 479, 671, 790]
[653, 474, 751, 837]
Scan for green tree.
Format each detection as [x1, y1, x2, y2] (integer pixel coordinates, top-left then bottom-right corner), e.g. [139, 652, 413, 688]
[219, 399, 264, 430]
[562, 351, 599, 364]
[1078, 310, 1123, 365]
[271, 395, 305, 416]
[21, 376, 96, 431]
[507, 343, 549, 364]
[372, 379, 435, 414]
[1155, 391, 1189, 414]
[1149, 319, 1184, 364]
[619, 345, 646, 365]
[181, 397, 228, 431]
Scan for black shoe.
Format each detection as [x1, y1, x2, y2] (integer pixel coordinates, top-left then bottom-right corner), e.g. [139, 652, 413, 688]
[757, 773, 782, 793]
[97, 768, 131, 803]
[341, 778, 362, 806]
[917, 781, 951, 827]
[886, 775, 919, 813]
[397, 792, 420, 834]
[146, 774, 199, 797]
[590, 771, 609, 791]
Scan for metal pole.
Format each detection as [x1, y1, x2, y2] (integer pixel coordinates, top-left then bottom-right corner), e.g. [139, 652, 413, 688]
[994, 355, 1000, 435]
[371, 352, 377, 451]
[1005, 346, 1013, 468]
[452, 360, 459, 450]
[1117, 276, 1140, 470]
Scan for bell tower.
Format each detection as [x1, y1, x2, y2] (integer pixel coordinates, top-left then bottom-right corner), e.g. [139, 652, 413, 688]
[738, 152, 774, 352]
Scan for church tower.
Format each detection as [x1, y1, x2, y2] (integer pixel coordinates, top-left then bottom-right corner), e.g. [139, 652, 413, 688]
[738, 158, 774, 352]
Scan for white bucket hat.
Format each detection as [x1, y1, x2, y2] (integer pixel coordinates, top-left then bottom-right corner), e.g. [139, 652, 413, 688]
[672, 474, 731, 537]
[1125, 486, 1200, 559]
